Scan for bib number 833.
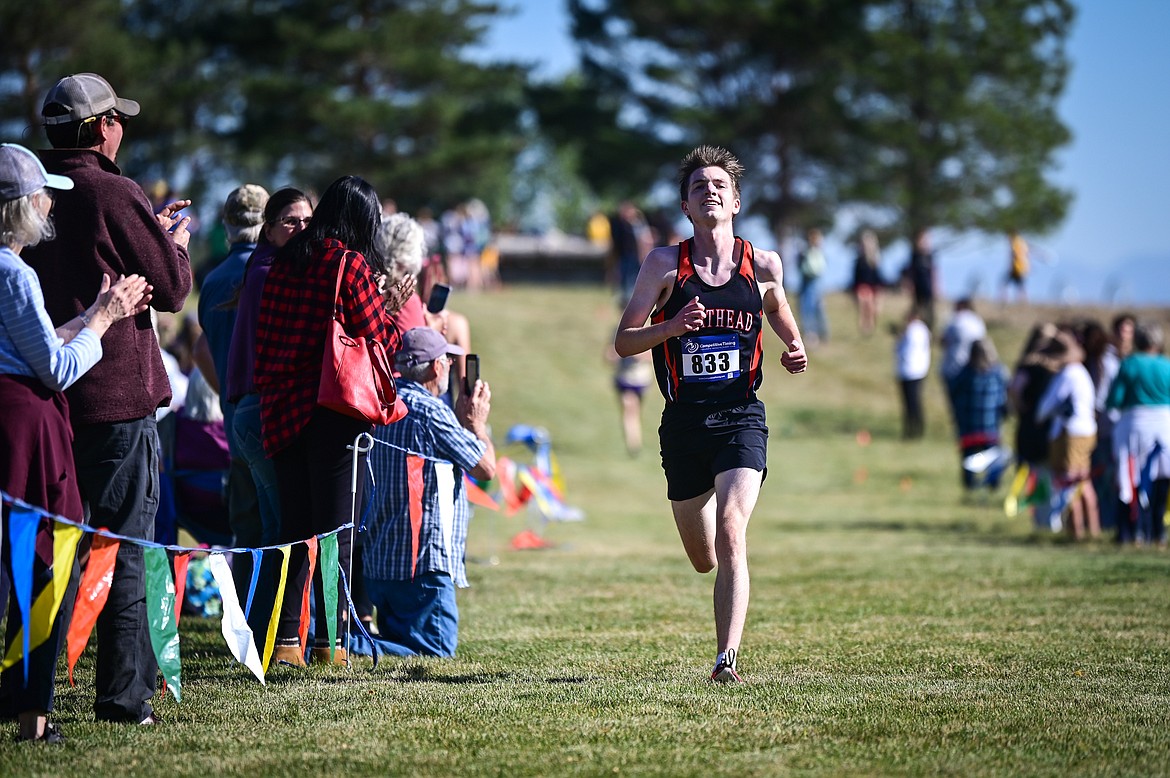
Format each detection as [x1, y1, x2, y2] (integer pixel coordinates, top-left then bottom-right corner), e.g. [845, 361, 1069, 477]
[691, 352, 731, 375]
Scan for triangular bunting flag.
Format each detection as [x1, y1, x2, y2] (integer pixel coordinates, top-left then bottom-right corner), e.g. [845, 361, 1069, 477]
[464, 476, 500, 511]
[5, 507, 39, 683]
[67, 534, 120, 685]
[172, 552, 191, 627]
[319, 534, 339, 663]
[1, 521, 83, 677]
[262, 546, 291, 673]
[144, 547, 182, 702]
[407, 454, 425, 577]
[298, 537, 318, 655]
[207, 553, 265, 684]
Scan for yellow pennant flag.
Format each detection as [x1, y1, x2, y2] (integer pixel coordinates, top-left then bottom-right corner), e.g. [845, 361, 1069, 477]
[1, 523, 84, 670]
[1004, 463, 1031, 517]
[261, 546, 291, 674]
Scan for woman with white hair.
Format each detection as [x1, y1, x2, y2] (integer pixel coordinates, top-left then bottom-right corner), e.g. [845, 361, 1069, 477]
[0, 144, 148, 742]
[376, 211, 428, 333]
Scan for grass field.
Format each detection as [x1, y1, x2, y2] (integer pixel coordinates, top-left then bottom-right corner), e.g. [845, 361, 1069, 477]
[3, 285, 1170, 777]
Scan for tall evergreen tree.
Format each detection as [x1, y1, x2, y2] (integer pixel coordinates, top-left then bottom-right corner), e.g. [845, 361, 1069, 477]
[2, 0, 530, 220]
[566, 0, 1074, 244]
[568, 0, 868, 240]
[0, 0, 136, 144]
[203, 0, 528, 215]
[837, 0, 1074, 239]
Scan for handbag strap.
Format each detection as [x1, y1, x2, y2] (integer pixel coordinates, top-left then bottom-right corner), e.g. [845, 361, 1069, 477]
[331, 251, 349, 324]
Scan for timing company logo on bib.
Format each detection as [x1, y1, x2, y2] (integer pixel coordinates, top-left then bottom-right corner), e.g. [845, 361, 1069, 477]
[681, 334, 740, 382]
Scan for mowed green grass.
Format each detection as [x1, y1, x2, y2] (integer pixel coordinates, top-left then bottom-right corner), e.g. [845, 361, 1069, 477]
[4, 285, 1169, 777]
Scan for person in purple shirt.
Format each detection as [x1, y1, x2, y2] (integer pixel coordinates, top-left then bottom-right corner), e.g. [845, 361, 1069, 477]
[221, 188, 312, 631]
[193, 184, 269, 555]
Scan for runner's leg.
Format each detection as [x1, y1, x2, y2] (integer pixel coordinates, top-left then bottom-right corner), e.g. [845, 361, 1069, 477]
[672, 489, 717, 573]
[711, 467, 762, 652]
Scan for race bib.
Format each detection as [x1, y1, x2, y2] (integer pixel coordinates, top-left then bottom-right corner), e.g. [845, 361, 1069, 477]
[680, 334, 740, 382]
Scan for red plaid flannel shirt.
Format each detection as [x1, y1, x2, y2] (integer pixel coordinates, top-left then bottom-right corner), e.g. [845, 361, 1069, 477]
[254, 239, 401, 455]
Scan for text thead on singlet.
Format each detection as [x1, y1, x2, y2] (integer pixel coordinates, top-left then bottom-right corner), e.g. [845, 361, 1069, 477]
[651, 237, 765, 405]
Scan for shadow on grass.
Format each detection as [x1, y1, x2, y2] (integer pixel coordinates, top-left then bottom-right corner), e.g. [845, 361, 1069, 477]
[397, 665, 512, 684]
[369, 666, 594, 685]
[772, 514, 1089, 550]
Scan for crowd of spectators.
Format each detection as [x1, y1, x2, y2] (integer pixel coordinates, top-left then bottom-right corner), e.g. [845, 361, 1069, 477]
[1001, 312, 1168, 544]
[2, 70, 1167, 745]
[0, 72, 498, 743]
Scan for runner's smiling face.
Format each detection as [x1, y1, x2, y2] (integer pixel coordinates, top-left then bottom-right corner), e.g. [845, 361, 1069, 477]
[682, 166, 740, 224]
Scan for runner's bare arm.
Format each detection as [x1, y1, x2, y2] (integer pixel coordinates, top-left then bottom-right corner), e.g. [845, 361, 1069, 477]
[615, 247, 703, 357]
[755, 249, 807, 374]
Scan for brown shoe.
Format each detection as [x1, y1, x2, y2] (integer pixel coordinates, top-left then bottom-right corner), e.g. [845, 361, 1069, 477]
[310, 647, 347, 666]
[272, 645, 307, 667]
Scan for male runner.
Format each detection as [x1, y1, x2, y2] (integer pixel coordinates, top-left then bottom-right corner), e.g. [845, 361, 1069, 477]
[615, 145, 807, 682]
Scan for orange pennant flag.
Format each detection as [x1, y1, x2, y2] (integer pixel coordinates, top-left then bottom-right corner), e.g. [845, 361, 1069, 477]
[407, 454, 425, 577]
[172, 552, 191, 628]
[464, 476, 500, 511]
[297, 537, 318, 654]
[495, 457, 524, 515]
[66, 534, 120, 685]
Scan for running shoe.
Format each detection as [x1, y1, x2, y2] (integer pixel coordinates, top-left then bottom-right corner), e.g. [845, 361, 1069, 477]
[710, 647, 743, 683]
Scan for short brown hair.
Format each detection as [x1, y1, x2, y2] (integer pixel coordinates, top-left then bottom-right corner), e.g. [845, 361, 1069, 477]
[43, 105, 112, 150]
[677, 145, 744, 203]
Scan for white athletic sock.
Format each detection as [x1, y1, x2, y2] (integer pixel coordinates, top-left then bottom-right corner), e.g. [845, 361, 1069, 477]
[714, 648, 736, 670]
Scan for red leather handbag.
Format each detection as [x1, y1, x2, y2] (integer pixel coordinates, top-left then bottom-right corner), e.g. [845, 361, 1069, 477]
[318, 255, 408, 425]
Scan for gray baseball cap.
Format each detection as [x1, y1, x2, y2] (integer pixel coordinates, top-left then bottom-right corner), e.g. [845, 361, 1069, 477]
[0, 144, 74, 201]
[395, 327, 465, 369]
[41, 73, 141, 125]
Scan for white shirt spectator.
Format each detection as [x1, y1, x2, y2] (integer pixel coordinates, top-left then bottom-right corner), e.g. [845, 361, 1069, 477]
[941, 308, 987, 380]
[1037, 361, 1098, 440]
[896, 319, 932, 381]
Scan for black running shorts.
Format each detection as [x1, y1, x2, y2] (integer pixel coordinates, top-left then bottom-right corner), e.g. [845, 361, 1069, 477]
[658, 399, 768, 501]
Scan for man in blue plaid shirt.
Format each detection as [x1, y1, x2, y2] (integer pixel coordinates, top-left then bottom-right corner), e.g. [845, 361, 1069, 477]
[363, 328, 496, 656]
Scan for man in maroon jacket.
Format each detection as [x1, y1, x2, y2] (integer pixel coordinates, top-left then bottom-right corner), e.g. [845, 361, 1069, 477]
[20, 73, 193, 726]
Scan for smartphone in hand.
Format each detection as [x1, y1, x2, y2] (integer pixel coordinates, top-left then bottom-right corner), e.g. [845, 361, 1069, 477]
[427, 283, 451, 314]
[464, 353, 480, 395]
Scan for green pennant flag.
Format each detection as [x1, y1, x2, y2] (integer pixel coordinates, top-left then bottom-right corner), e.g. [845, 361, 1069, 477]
[1020, 472, 1051, 508]
[144, 547, 182, 702]
[319, 534, 339, 662]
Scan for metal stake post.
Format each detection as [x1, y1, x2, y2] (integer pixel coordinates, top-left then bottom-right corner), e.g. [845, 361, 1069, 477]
[345, 432, 374, 668]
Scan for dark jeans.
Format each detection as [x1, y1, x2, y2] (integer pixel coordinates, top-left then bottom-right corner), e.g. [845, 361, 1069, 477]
[73, 416, 160, 723]
[1118, 478, 1169, 544]
[900, 378, 925, 439]
[230, 394, 281, 546]
[272, 408, 369, 648]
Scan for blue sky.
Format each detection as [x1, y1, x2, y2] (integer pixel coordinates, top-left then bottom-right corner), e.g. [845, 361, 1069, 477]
[481, 1, 1170, 306]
